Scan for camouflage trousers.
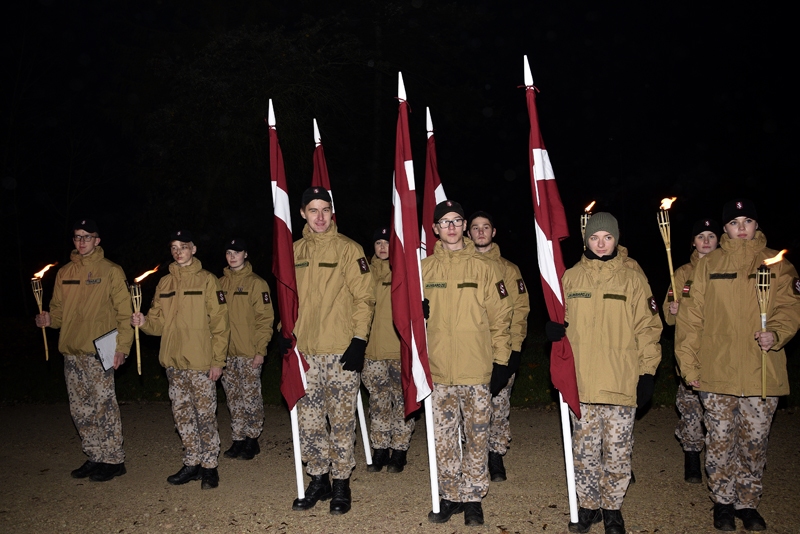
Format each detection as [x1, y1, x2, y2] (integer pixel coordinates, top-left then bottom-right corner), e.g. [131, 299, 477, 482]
[675, 381, 705, 452]
[64, 354, 124, 464]
[432, 383, 491, 503]
[221, 356, 264, 441]
[361, 358, 415, 451]
[570, 403, 635, 510]
[166, 368, 220, 468]
[489, 373, 516, 455]
[297, 353, 360, 479]
[699, 392, 778, 508]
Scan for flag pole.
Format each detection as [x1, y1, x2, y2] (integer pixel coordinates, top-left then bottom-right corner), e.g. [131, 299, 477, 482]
[524, 55, 578, 523]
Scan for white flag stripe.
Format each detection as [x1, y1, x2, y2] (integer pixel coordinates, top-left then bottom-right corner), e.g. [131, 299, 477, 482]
[271, 181, 293, 232]
[392, 173, 406, 249]
[411, 329, 432, 402]
[535, 219, 564, 306]
[405, 160, 416, 190]
[434, 184, 446, 204]
[293, 347, 308, 389]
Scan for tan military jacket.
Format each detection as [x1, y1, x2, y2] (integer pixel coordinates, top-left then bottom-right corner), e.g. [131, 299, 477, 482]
[563, 251, 663, 407]
[141, 258, 230, 370]
[293, 221, 376, 356]
[662, 249, 699, 327]
[482, 244, 530, 352]
[220, 262, 274, 358]
[422, 238, 513, 386]
[365, 256, 401, 360]
[675, 231, 800, 396]
[49, 246, 133, 356]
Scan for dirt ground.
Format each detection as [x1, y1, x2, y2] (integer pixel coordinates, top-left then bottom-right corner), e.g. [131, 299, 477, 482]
[1, 402, 798, 534]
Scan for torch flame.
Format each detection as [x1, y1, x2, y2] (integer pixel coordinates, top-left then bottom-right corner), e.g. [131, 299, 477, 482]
[135, 265, 160, 283]
[33, 263, 58, 279]
[584, 201, 596, 212]
[659, 197, 677, 210]
[763, 250, 787, 266]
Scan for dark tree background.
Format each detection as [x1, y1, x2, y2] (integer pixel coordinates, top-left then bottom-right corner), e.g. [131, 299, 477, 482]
[2, 1, 797, 326]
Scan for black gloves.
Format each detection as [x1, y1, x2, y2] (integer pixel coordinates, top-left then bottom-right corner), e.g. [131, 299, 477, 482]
[545, 321, 568, 342]
[636, 374, 655, 409]
[277, 334, 293, 358]
[490, 363, 512, 396]
[340, 338, 367, 372]
[507, 350, 522, 374]
[422, 298, 430, 320]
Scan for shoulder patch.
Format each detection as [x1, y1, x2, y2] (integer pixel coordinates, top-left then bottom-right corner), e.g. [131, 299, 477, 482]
[647, 296, 658, 315]
[516, 278, 527, 294]
[793, 278, 800, 296]
[496, 280, 508, 299]
[667, 288, 674, 302]
[262, 291, 271, 304]
[682, 281, 692, 298]
[357, 256, 370, 274]
[217, 290, 227, 305]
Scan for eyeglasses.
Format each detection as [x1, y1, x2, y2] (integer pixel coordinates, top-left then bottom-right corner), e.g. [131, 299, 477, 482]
[73, 235, 97, 242]
[437, 218, 465, 228]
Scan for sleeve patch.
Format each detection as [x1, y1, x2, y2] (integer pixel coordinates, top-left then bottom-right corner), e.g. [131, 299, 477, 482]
[516, 278, 527, 294]
[647, 296, 658, 315]
[496, 280, 508, 299]
[262, 291, 271, 304]
[217, 290, 227, 305]
[357, 256, 370, 274]
[793, 277, 800, 295]
[682, 283, 691, 298]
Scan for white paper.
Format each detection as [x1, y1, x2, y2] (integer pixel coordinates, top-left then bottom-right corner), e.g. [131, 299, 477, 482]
[93, 329, 118, 372]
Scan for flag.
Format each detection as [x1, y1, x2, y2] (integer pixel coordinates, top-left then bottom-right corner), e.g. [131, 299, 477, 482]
[421, 107, 447, 257]
[268, 101, 308, 411]
[390, 73, 433, 417]
[524, 57, 581, 418]
[311, 118, 336, 222]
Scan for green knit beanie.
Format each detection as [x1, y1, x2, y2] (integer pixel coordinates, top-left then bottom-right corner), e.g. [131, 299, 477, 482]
[584, 212, 619, 247]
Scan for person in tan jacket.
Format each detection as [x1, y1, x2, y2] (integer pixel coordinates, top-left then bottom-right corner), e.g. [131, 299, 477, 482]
[423, 200, 513, 527]
[131, 230, 230, 490]
[282, 187, 376, 515]
[675, 199, 800, 532]
[467, 211, 529, 483]
[219, 238, 274, 461]
[362, 226, 415, 474]
[662, 218, 721, 484]
[547, 212, 662, 534]
[35, 219, 133, 482]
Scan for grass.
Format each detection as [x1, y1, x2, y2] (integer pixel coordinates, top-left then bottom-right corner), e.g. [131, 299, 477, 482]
[3, 316, 798, 410]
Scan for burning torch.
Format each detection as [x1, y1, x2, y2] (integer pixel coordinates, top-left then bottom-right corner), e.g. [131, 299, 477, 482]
[130, 265, 159, 375]
[756, 250, 786, 399]
[657, 197, 678, 302]
[581, 201, 596, 250]
[31, 263, 57, 360]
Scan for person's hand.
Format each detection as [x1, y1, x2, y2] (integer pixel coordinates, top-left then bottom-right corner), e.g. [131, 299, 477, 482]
[340, 338, 367, 372]
[669, 301, 679, 316]
[35, 311, 51, 328]
[252, 355, 265, 368]
[131, 312, 146, 327]
[754, 331, 775, 351]
[208, 367, 223, 381]
[636, 374, 655, 409]
[688, 380, 700, 388]
[112, 352, 126, 370]
[507, 351, 522, 374]
[422, 298, 430, 320]
[490, 363, 512, 396]
[545, 321, 568, 342]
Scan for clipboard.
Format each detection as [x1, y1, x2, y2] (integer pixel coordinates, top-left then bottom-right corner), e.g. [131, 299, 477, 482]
[93, 329, 118, 371]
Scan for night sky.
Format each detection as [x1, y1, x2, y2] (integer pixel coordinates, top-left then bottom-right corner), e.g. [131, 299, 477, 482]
[3, 1, 797, 323]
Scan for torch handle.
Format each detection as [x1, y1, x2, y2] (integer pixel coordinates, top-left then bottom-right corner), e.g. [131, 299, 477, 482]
[135, 325, 141, 375]
[760, 312, 768, 399]
[665, 246, 678, 304]
[34, 297, 49, 361]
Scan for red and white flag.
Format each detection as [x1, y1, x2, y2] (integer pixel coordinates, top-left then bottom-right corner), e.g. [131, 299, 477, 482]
[311, 118, 337, 222]
[421, 107, 447, 257]
[390, 73, 433, 416]
[524, 57, 581, 418]
[269, 101, 308, 411]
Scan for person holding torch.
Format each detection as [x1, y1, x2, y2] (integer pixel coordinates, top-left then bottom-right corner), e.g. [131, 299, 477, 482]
[34, 219, 133, 482]
[675, 199, 800, 532]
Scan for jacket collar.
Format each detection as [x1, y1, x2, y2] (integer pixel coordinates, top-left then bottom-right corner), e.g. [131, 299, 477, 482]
[224, 262, 253, 278]
[302, 220, 339, 243]
[169, 257, 203, 278]
[433, 237, 477, 263]
[70, 246, 105, 266]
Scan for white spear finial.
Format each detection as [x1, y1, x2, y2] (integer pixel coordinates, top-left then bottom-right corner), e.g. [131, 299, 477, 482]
[426, 107, 433, 139]
[313, 118, 321, 146]
[523, 55, 534, 87]
[268, 99, 276, 127]
[398, 72, 407, 101]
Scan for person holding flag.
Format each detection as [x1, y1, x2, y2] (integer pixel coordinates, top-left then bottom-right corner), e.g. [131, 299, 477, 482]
[422, 199, 513, 527]
[285, 186, 376, 515]
[219, 238, 274, 461]
[467, 210, 529, 482]
[546, 213, 662, 534]
[362, 226, 415, 473]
